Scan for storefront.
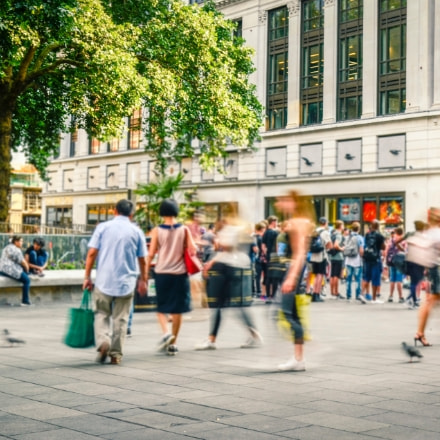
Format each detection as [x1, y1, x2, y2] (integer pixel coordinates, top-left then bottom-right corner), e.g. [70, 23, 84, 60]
[266, 192, 405, 233]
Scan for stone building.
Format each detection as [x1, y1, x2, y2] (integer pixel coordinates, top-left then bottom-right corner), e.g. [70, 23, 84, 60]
[42, 0, 440, 232]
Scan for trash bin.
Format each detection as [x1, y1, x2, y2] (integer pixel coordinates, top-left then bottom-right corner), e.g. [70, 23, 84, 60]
[134, 268, 157, 312]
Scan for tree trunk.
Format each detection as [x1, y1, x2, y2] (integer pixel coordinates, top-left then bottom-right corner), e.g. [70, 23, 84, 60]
[0, 109, 13, 223]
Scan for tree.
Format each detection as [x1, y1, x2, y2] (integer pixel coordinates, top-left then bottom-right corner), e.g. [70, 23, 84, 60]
[0, 0, 263, 222]
[106, 0, 263, 172]
[0, 0, 147, 221]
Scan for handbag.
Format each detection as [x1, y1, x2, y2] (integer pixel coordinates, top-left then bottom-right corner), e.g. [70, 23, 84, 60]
[184, 228, 203, 275]
[63, 289, 95, 348]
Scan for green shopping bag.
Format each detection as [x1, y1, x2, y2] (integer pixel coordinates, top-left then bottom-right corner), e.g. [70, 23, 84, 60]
[63, 289, 95, 348]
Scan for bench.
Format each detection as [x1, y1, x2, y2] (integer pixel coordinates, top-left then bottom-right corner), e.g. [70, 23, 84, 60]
[0, 270, 95, 305]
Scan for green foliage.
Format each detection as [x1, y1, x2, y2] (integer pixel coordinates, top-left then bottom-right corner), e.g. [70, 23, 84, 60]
[0, 0, 263, 220]
[134, 173, 203, 229]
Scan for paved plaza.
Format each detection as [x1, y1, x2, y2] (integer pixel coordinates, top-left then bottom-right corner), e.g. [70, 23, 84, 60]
[1, 290, 440, 439]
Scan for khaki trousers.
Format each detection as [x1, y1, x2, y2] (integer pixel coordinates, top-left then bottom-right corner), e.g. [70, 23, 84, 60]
[93, 287, 133, 360]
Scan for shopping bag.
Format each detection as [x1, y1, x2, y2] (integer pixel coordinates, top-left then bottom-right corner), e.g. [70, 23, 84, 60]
[63, 289, 95, 348]
[184, 249, 203, 275]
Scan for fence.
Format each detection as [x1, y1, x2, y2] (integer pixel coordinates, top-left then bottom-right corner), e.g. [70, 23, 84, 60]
[0, 234, 92, 268]
[0, 222, 95, 235]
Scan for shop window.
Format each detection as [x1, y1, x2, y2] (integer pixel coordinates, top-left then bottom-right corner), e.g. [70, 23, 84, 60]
[87, 204, 115, 226]
[46, 206, 73, 227]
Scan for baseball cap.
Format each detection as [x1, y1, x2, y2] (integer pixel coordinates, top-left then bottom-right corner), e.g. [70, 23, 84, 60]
[319, 217, 327, 224]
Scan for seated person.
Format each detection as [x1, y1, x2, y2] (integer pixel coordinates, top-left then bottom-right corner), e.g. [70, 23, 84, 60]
[25, 237, 48, 276]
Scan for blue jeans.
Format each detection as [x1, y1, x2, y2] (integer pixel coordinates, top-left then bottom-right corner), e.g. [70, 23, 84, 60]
[0, 271, 31, 304]
[346, 265, 362, 299]
[28, 250, 48, 271]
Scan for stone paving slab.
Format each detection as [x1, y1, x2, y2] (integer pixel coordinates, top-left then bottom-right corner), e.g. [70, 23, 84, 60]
[1, 292, 440, 439]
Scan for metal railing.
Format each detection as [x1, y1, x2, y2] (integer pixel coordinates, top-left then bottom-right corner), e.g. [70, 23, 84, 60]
[0, 222, 96, 235]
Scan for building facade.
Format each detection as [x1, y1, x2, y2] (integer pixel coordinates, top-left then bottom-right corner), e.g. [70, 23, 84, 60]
[42, 0, 440, 232]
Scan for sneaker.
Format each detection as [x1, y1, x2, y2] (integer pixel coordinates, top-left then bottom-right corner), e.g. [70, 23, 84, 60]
[399, 298, 405, 304]
[195, 340, 216, 351]
[365, 294, 372, 301]
[96, 342, 110, 364]
[357, 295, 367, 304]
[20, 302, 33, 307]
[157, 334, 175, 352]
[278, 357, 306, 371]
[126, 327, 132, 337]
[336, 294, 345, 300]
[167, 344, 179, 356]
[241, 331, 263, 349]
[371, 299, 384, 304]
[388, 297, 393, 303]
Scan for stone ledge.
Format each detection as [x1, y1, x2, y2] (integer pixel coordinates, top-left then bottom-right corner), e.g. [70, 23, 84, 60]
[0, 270, 95, 305]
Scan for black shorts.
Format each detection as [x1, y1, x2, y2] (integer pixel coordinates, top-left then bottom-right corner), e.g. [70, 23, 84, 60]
[311, 260, 327, 275]
[330, 260, 344, 278]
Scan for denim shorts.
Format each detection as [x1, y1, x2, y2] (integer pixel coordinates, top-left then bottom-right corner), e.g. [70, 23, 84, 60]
[389, 266, 404, 283]
[362, 261, 382, 287]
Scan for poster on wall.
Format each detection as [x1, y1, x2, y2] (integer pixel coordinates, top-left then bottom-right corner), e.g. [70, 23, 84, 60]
[379, 197, 403, 224]
[363, 200, 377, 223]
[338, 198, 361, 222]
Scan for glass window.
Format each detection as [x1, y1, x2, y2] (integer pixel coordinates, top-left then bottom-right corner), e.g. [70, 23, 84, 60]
[300, 0, 324, 126]
[340, 0, 363, 22]
[233, 19, 242, 40]
[107, 138, 120, 152]
[128, 108, 142, 150]
[303, 0, 324, 31]
[46, 207, 73, 227]
[87, 205, 115, 225]
[266, 6, 288, 131]
[378, 1, 406, 115]
[89, 138, 100, 155]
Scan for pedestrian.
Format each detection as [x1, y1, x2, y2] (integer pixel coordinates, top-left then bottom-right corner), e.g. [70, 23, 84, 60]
[254, 222, 266, 297]
[329, 220, 345, 299]
[344, 222, 364, 301]
[24, 237, 48, 277]
[196, 207, 263, 350]
[359, 219, 385, 304]
[83, 199, 147, 365]
[146, 198, 197, 356]
[262, 216, 279, 301]
[0, 235, 32, 306]
[405, 221, 428, 309]
[386, 227, 406, 303]
[309, 217, 332, 302]
[274, 191, 315, 371]
[414, 207, 440, 346]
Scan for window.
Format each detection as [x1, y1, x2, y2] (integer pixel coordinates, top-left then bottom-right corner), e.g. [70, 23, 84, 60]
[89, 138, 100, 155]
[299, 143, 322, 174]
[106, 165, 119, 188]
[24, 191, 41, 211]
[46, 207, 73, 227]
[233, 18, 242, 40]
[338, 0, 363, 121]
[266, 147, 287, 177]
[301, 0, 324, 125]
[128, 108, 142, 150]
[378, 134, 405, 169]
[126, 162, 140, 188]
[378, 0, 406, 115]
[63, 169, 74, 191]
[107, 138, 120, 153]
[267, 6, 289, 130]
[69, 129, 78, 157]
[87, 205, 115, 226]
[337, 139, 362, 172]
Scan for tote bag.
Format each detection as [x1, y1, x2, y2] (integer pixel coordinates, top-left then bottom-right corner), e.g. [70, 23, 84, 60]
[64, 289, 95, 348]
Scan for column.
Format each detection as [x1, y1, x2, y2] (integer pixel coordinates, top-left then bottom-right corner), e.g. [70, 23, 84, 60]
[432, 0, 440, 108]
[361, 0, 378, 119]
[286, 0, 301, 128]
[322, 0, 337, 124]
[406, 0, 432, 112]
